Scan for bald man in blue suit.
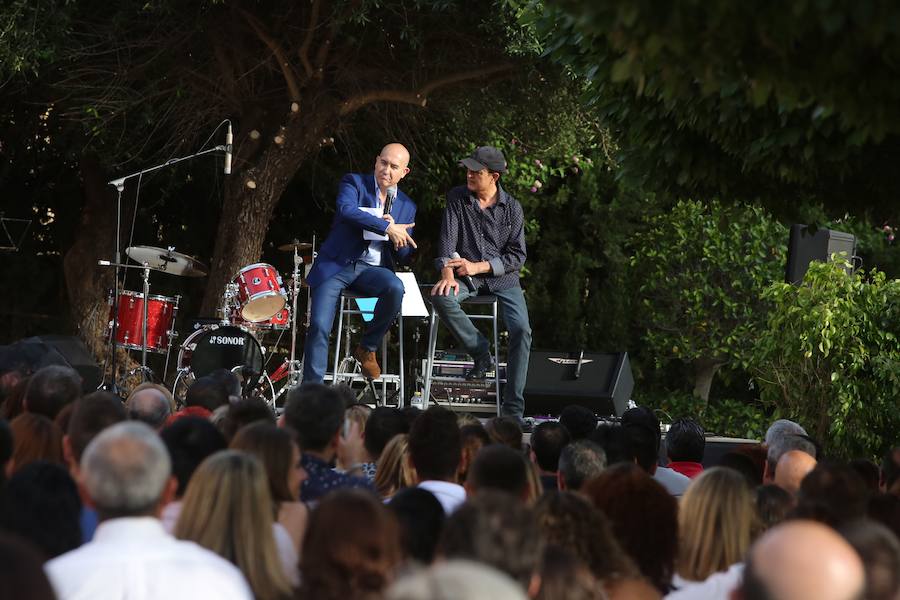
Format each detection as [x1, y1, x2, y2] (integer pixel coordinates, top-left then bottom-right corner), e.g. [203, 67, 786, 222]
[303, 143, 417, 382]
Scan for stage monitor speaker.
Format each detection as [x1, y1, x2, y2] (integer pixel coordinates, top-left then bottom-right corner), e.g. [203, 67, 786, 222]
[785, 224, 857, 284]
[0, 335, 101, 392]
[524, 350, 633, 417]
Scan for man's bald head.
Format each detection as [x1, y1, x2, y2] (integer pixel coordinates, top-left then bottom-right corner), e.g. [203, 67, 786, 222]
[737, 520, 864, 600]
[374, 143, 411, 193]
[774, 450, 817, 496]
[126, 388, 172, 430]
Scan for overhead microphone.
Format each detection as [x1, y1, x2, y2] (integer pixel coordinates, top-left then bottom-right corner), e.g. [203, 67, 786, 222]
[224, 122, 233, 175]
[451, 252, 476, 292]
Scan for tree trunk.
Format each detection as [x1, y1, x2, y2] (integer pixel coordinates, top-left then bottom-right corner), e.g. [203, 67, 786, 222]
[692, 357, 724, 406]
[63, 154, 138, 385]
[200, 110, 336, 315]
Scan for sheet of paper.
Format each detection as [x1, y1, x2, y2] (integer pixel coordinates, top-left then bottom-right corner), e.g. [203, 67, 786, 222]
[359, 207, 388, 241]
[351, 272, 429, 322]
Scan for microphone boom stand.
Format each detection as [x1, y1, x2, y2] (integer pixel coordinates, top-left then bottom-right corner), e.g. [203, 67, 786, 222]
[104, 144, 229, 392]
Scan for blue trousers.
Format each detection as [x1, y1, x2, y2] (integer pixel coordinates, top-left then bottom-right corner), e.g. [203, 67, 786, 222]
[302, 262, 404, 383]
[430, 285, 532, 418]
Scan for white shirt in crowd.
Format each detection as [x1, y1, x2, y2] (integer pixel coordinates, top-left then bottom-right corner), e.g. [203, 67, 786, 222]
[45, 517, 253, 600]
[418, 480, 467, 515]
[654, 466, 691, 497]
[666, 563, 744, 600]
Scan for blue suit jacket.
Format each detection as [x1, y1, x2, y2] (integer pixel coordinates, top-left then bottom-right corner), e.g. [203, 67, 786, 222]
[307, 173, 417, 288]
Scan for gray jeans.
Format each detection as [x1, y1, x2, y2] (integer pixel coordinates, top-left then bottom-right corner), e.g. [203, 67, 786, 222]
[430, 284, 532, 419]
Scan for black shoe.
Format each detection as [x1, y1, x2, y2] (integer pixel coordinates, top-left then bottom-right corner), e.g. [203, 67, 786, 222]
[465, 354, 494, 380]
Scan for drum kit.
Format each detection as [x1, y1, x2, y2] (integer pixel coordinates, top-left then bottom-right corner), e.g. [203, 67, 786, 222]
[100, 239, 315, 406]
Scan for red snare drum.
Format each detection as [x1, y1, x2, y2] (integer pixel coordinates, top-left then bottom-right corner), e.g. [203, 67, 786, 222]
[231, 307, 291, 331]
[232, 263, 286, 322]
[108, 291, 179, 353]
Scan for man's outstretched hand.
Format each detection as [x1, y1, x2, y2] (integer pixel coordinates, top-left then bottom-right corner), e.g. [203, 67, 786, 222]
[385, 222, 416, 250]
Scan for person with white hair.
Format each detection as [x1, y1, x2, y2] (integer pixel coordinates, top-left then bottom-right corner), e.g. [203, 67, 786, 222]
[45, 422, 252, 600]
[763, 419, 815, 483]
[387, 560, 527, 600]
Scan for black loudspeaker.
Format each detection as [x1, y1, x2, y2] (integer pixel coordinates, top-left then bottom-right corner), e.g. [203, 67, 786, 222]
[0, 335, 101, 392]
[523, 350, 633, 417]
[785, 224, 857, 284]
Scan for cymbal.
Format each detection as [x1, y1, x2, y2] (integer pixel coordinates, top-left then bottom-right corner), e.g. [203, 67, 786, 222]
[126, 246, 208, 277]
[277, 240, 313, 253]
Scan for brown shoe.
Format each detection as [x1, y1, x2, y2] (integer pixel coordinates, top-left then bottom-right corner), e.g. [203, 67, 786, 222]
[354, 345, 381, 379]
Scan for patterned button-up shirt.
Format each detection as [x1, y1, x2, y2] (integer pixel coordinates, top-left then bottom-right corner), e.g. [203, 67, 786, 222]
[299, 453, 374, 503]
[435, 184, 527, 292]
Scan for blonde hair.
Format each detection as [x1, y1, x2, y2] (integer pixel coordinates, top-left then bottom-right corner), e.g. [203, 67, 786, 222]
[345, 404, 371, 433]
[677, 467, 759, 581]
[175, 450, 293, 599]
[525, 460, 543, 506]
[374, 434, 415, 499]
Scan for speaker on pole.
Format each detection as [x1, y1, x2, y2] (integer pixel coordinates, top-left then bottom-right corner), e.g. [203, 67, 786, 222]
[523, 350, 633, 417]
[785, 224, 857, 284]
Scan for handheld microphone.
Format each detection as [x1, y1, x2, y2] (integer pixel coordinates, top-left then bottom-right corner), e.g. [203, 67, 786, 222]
[451, 252, 476, 292]
[384, 187, 396, 215]
[224, 122, 233, 175]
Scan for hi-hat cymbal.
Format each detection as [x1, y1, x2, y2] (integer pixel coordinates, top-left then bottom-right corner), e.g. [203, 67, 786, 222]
[126, 246, 208, 277]
[277, 240, 313, 252]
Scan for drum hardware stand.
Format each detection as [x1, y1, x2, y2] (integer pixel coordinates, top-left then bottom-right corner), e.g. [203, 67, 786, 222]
[105, 126, 230, 392]
[0, 214, 32, 253]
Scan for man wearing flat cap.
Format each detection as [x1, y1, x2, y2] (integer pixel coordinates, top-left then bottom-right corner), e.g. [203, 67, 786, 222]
[431, 146, 532, 423]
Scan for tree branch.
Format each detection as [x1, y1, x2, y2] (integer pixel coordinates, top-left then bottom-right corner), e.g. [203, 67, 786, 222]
[298, 0, 321, 78]
[239, 8, 303, 103]
[339, 63, 514, 115]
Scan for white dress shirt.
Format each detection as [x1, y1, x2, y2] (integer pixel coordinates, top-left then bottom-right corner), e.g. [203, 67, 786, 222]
[418, 480, 467, 515]
[45, 517, 253, 600]
[654, 466, 692, 497]
[666, 563, 744, 600]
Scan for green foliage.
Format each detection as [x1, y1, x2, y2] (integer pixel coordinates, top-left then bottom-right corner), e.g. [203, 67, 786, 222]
[629, 199, 786, 397]
[750, 260, 900, 459]
[518, 0, 900, 212]
[648, 390, 768, 441]
[0, 1, 72, 80]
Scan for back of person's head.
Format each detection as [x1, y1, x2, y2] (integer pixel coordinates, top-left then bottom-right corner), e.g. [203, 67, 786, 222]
[881, 447, 900, 493]
[375, 433, 415, 499]
[387, 487, 445, 565]
[175, 449, 292, 600]
[23, 365, 82, 419]
[756, 484, 796, 531]
[66, 391, 128, 466]
[230, 421, 300, 503]
[459, 423, 491, 483]
[774, 449, 818, 496]
[621, 406, 661, 449]
[559, 405, 598, 441]
[283, 383, 347, 452]
[400, 405, 421, 427]
[125, 387, 172, 429]
[219, 398, 275, 442]
[765, 419, 815, 476]
[666, 418, 705, 463]
[558, 439, 607, 491]
[536, 546, 608, 600]
[765, 419, 808, 446]
[0, 461, 81, 559]
[207, 368, 242, 400]
[839, 519, 900, 600]
[531, 421, 571, 473]
[624, 422, 659, 473]
[345, 403, 371, 432]
[9, 413, 63, 472]
[301, 489, 402, 599]
[589, 423, 631, 466]
[0, 532, 58, 600]
[386, 559, 527, 600]
[440, 491, 544, 591]
[365, 407, 410, 461]
[534, 490, 637, 581]
[740, 519, 864, 600]
[81, 421, 171, 519]
[485, 416, 523, 450]
[184, 376, 229, 412]
[408, 407, 461, 482]
[678, 467, 758, 581]
[718, 446, 766, 487]
[849, 458, 881, 493]
[867, 493, 900, 541]
[160, 416, 227, 497]
[793, 462, 870, 528]
[467, 444, 529, 499]
[583, 463, 678, 593]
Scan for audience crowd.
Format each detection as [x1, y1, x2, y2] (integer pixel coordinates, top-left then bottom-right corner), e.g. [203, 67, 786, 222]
[0, 364, 899, 600]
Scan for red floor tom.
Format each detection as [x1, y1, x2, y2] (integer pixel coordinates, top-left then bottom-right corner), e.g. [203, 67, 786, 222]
[108, 290, 179, 353]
